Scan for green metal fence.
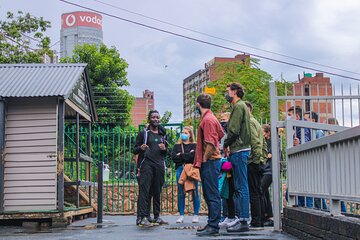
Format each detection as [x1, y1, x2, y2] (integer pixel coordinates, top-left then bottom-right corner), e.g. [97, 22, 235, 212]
[64, 123, 207, 214]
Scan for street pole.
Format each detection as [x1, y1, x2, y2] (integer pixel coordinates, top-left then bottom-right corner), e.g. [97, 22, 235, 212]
[97, 161, 103, 224]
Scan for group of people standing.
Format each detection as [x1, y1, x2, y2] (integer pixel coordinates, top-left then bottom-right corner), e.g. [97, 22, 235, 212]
[133, 82, 275, 236]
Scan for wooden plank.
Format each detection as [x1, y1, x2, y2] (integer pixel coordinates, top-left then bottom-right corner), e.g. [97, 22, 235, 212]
[6, 132, 56, 141]
[5, 146, 56, 154]
[5, 153, 56, 162]
[6, 139, 57, 148]
[5, 161, 56, 168]
[80, 153, 93, 163]
[6, 113, 56, 121]
[6, 119, 57, 128]
[4, 180, 56, 187]
[4, 205, 56, 211]
[63, 207, 93, 218]
[4, 186, 56, 194]
[4, 166, 56, 174]
[4, 199, 56, 206]
[4, 193, 55, 200]
[64, 175, 97, 211]
[4, 173, 56, 181]
[5, 126, 56, 135]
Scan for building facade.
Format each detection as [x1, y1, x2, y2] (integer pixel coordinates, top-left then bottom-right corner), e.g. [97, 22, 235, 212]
[60, 11, 103, 58]
[183, 54, 249, 120]
[131, 90, 154, 127]
[284, 72, 333, 123]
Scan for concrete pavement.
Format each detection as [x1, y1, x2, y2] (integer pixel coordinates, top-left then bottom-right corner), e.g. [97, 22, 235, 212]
[0, 215, 297, 240]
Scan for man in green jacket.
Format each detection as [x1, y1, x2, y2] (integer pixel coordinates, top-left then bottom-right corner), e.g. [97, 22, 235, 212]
[223, 82, 251, 233]
[245, 101, 265, 227]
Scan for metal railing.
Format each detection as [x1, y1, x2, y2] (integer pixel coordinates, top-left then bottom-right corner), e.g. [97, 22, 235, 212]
[287, 125, 360, 215]
[270, 80, 360, 230]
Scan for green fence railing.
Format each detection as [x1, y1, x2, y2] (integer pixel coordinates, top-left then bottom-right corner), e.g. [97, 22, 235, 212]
[64, 123, 208, 214]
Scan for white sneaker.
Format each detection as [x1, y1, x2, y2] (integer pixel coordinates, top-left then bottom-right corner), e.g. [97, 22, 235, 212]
[227, 217, 240, 228]
[176, 215, 184, 223]
[192, 215, 199, 223]
[219, 217, 236, 228]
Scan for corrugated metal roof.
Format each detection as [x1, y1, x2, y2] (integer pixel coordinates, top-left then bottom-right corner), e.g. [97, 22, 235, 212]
[0, 64, 87, 98]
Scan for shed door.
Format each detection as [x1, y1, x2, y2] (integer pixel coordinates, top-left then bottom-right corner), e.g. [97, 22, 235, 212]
[4, 98, 57, 211]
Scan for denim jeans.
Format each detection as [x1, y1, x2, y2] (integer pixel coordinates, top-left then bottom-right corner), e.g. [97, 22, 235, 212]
[298, 196, 314, 208]
[314, 198, 328, 210]
[176, 165, 200, 215]
[200, 159, 221, 229]
[229, 150, 250, 221]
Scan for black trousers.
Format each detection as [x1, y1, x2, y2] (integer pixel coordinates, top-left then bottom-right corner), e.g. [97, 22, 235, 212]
[226, 176, 236, 218]
[260, 174, 273, 220]
[248, 163, 263, 226]
[137, 161, 165, 218]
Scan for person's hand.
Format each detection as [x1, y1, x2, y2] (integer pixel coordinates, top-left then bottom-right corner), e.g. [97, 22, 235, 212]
[268, 153, 272, 159]
[293, 137, 300, 146]
[224, 147, 230, 158]
[140, 144, 148, 151]
[176, 153, 181, 156]
[158, 143, 166, 150]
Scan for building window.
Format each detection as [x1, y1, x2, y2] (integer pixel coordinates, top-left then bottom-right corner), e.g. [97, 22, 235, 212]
[304, 84, 310, 111]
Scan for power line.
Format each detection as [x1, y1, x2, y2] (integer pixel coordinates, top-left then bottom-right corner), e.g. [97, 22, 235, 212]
[59, 0, 360, 82]
[93, 0, 360, 76]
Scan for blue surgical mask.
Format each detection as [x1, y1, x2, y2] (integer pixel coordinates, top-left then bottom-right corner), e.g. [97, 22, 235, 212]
[195, 107, 201, 116]
[180, 133, 189, 141]
[286, 115, 292, 120]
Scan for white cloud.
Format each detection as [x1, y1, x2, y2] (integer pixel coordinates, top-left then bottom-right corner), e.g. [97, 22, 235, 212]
[2, 0, 360, 123]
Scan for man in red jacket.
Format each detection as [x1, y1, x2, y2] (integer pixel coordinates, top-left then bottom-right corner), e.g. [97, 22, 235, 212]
[194, 93, 224, 236]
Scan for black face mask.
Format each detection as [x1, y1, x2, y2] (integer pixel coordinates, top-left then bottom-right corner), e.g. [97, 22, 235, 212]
[225, 93, 233, 103]
[220, 121, 228, 133]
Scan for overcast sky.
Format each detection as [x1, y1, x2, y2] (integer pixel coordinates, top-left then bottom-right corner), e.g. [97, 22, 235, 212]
[1, 0, 360, 122]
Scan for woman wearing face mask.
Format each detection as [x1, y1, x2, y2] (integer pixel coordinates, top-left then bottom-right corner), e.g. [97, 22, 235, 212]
[172, 126, 200, 223]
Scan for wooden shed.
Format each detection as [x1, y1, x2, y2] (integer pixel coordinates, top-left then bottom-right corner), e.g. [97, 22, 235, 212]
[0, 64, 97, 224]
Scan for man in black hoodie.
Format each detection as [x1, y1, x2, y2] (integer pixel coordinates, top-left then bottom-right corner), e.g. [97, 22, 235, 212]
[133, 110, 168, 227]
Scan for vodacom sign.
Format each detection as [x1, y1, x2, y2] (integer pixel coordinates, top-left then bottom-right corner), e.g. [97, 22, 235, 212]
[61, 12, 102, 30]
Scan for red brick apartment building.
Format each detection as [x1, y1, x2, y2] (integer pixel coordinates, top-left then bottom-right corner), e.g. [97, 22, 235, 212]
[183, 54, 250, 120]
[283, 72, 333, 123]
[131, 89, 154, 127]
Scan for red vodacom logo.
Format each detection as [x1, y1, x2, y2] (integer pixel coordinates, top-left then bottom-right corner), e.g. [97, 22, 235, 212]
[61, 12, 102, 30]
[65, 14, 76, 27]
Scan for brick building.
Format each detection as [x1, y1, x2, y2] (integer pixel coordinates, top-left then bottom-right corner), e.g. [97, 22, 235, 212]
[131, 90, 154, 127]
[183, 54, 250, 120]
[284, 72, 333, 123]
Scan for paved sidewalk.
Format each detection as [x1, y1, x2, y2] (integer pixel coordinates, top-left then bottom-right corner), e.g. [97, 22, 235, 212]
[0, 215, 296, 240]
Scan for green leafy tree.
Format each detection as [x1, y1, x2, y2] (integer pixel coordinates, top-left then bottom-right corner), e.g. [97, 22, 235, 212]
[207, 58, 273, 121]
[0, 11, 52, 63]
[160, 111, 172, 124]
[61, 44, 134, 126]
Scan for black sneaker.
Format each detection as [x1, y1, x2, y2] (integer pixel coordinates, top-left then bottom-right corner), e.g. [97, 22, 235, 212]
[263, 219, 274, 227]
[136, 216, 141, 225]
[196, 225, 219, 236]
[138, 217, 152, 227]
[153, 217, 168, 225]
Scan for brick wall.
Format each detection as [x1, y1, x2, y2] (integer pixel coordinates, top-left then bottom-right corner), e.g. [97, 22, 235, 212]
[283, 207, 360, 239]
